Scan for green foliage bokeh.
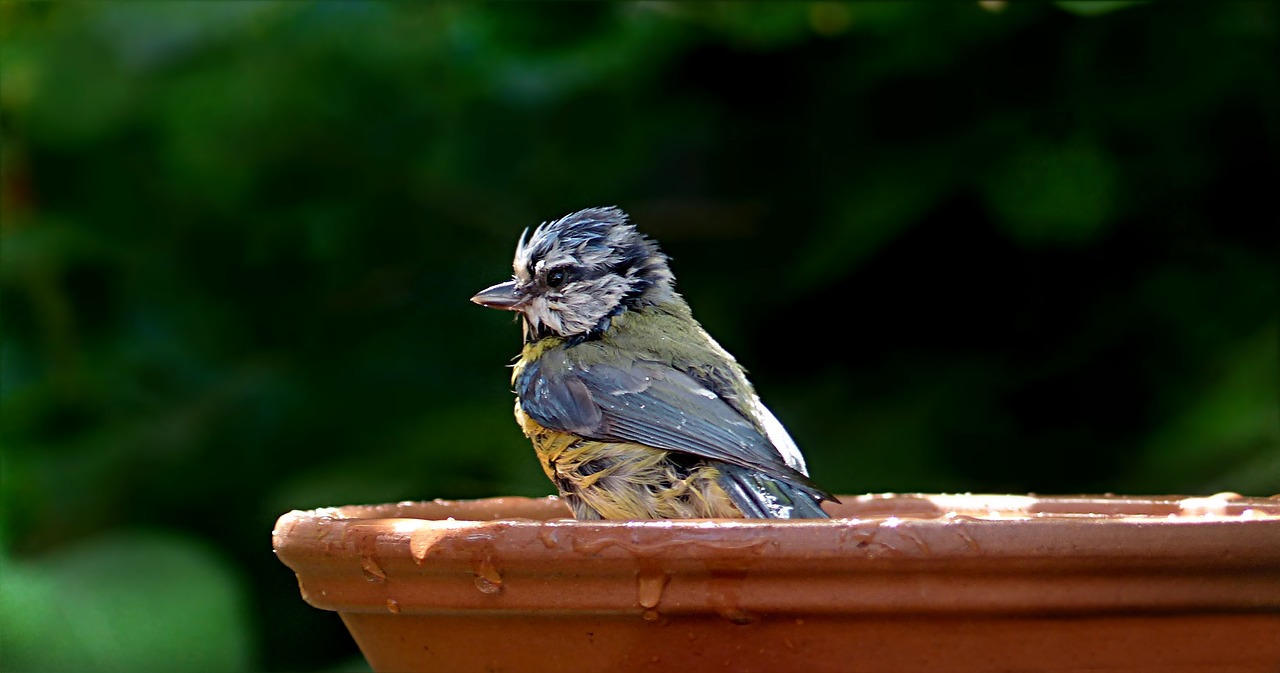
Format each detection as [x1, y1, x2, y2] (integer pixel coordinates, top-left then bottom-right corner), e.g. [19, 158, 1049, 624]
[1, 2, 1276, 671]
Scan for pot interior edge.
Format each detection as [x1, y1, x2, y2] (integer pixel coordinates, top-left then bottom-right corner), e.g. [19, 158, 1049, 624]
[287, 492, 1280, 524]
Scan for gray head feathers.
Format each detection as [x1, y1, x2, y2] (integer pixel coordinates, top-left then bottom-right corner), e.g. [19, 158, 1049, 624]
[510, 206, 677, 339]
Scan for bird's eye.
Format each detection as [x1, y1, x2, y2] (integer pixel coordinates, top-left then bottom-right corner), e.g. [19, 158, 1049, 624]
[546, 269, 567, 288]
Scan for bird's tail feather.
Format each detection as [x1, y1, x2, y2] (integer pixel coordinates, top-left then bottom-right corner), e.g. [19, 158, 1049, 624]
[718, 464, 831, 519]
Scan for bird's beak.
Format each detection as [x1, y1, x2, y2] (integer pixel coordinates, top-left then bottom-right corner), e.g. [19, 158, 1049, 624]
[470, 280, 525, 311]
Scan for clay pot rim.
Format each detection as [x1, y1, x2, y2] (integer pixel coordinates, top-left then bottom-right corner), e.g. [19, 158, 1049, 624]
[273, 492, 1280, 618]
[275, 491, 1280, 601]
[275, 494, 1280, 672]
[281, 491, 1280, 520]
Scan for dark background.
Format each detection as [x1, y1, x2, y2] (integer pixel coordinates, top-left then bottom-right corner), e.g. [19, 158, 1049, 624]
[2, 2, 1276, 671]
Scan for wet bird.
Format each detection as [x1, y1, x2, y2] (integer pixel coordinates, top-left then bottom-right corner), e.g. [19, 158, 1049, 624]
[471, 206, 835, 519]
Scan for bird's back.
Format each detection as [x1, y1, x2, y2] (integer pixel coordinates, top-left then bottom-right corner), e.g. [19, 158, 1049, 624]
[512, 303, 831, 519]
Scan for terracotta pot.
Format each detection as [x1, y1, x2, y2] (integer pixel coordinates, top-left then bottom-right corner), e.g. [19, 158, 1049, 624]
[273, 493, 1280, 673]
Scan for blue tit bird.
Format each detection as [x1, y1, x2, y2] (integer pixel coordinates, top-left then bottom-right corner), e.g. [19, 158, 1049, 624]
[471, 206, 836, 520]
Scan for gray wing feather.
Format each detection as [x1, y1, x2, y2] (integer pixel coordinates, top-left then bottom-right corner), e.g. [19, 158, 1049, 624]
[516, 354, 814, 486]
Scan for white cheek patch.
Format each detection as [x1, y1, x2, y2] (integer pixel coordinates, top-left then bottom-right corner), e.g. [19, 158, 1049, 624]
[512, 247, 645, 338]
[525, 297, 562, 336]
[554, 281, 614, 334]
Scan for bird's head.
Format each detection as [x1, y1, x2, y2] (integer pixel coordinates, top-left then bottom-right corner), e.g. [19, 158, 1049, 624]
[471, 206, 676, 341]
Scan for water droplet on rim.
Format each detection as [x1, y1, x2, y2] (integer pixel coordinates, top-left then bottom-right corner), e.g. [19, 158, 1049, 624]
[473, 558, 503, 594]
[636, 571, 669, 609]
[360, 555, 387, 583]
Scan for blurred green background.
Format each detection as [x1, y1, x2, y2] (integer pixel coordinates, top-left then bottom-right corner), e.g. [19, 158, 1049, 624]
[1, 1, 1276, 671]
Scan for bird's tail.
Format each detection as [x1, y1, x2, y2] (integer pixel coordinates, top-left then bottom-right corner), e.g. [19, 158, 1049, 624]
[717, 464, 833, 519]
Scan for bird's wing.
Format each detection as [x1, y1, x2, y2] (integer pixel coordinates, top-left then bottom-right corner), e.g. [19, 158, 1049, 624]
[516, 351, 816, 487]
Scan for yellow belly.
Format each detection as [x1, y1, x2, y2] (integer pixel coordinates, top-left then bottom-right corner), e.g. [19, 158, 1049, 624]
[514, 401, 741, 520]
